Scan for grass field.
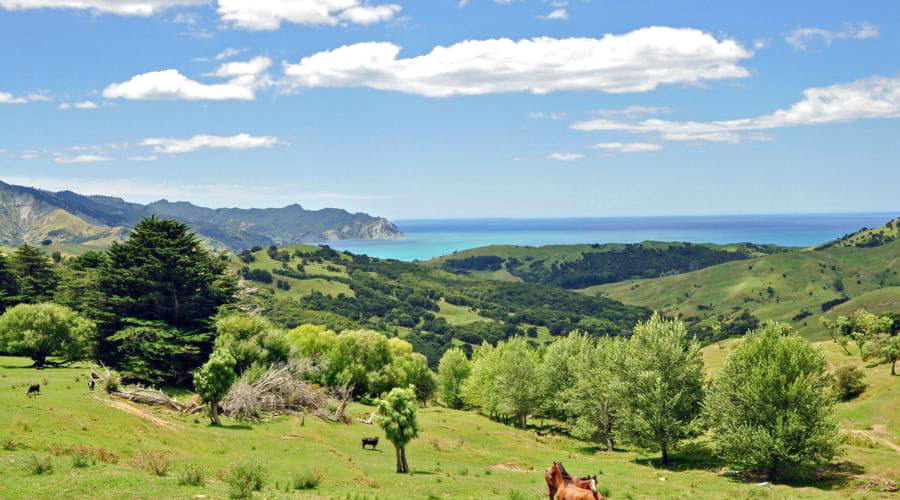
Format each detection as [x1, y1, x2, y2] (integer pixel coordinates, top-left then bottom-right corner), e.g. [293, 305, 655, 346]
[231, 245, 355, 299]
[1, 348, 897, 499]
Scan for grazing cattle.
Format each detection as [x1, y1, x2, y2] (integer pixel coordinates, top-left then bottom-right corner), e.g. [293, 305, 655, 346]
[90, 371, 100, 380]
[27, 384, 41, 397]
[88, 379, 95, 391]
[361, 437, 379, 450]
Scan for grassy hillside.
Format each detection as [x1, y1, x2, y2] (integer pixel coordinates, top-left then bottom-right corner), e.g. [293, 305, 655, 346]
[585, 238, 900, 340]
[427, 241, 783, 290]
[1, 349, 895, 499]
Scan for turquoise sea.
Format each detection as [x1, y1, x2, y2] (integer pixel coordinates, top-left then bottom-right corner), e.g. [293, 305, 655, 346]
[328, 213, 898, 262]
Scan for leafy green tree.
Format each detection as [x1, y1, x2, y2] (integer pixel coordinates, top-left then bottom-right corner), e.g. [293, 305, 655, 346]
[564, 336, 626, 452]
[539, 331, 594, 420]
[613, 313, 704, 464]
[0, 303, 95, 366]
[464, 337, 541, 427]
[705, 322, 842, 480]
[437, 348, 471, 409]
[323, 329, 392, 395]
[822, 309, 892, 359]
[0, 253, 19, 311]
[11, 245, 58, 303]
[376, 386, 419, 473]
[213, 314, 290, 374]
[876, 334, 900, 375]
[391, 350, 436, 403]
[286, 324, 337, 361]
[99, 217, 235, 381]
[194, 349, 237, 426]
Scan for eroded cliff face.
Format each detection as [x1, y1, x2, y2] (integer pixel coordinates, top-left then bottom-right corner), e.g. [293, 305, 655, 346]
[322, 218, 403, 241]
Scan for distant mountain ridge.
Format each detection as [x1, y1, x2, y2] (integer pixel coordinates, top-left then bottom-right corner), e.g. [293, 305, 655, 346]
[0, 180, 402, 251]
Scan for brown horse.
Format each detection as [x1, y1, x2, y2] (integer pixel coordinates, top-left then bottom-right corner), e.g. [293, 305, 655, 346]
[544, 465, 600, 500]
[548, 462, 601, 500]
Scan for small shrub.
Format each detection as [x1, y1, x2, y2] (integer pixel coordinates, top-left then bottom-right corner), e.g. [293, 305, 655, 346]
[2, 436, 17, 451]
[834, 365, 867, 400]
[71, 446, 96, 468]
[291, 467, 322, 490]
[845, 432, 880, 449]
[102, 371, 121, 394]
[225, 459, 267, 499]
[24, 454, 54, 475]
[507, 490, 528, 500]
[131, 450, 172, 477]
[176, 463, 207, 486]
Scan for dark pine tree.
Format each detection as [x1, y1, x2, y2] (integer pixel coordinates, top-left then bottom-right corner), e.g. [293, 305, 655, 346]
[11, 244, 58, 303]
[0, 253, 20, 311]
[98, 217, 236, 384]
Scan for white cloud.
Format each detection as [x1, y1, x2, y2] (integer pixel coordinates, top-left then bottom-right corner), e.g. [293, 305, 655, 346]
[785, 22, 879, 51]
[572, 75, 900, 143]
[53, 154, 112, 164]
[59, 100, 99, 110]
[0, 0, 207, 16]
[282, 27, 751, 97]
[538, 8, 567, 20]
[103, 68, 256, 100]
[0, 91, 50, 104]
[590, 105, 673, 117]
[141, 133, 282, 154]
[547, 152, 584, 161]
[589, 142, 662, 153]
[215, 47, 244, 60]
[529, 111, 567, 120]
[128, 155, 159, 161]
[216, 0, 401, 30]
[211, 56, 272, 90]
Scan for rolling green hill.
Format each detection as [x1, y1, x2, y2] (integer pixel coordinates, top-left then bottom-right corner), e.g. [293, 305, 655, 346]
[584, 232, 900, 341]
[427, 241, 785, 289]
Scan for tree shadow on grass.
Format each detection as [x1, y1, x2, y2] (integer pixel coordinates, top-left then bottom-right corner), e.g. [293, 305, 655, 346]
[216, 423, 253, 431]
[752, 461, 867, 492]
[631, 442, 724, 472]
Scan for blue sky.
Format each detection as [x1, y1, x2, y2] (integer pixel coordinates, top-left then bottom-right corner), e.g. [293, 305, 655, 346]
[0, 0, 898, 219]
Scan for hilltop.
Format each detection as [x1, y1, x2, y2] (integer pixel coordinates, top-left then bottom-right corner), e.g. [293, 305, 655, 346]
[0, 181, 401, 251]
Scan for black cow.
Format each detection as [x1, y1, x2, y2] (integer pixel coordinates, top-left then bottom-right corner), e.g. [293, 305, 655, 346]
[88, 379, 96, 391]
[361, 437, 379, 450]
[27, 384, 41, 397]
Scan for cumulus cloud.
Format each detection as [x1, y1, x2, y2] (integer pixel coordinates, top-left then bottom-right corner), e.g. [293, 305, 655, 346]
[547, 153, 584, 161]
[215, 47, 244, 60]
[538, 8, 567, 20]
[216, 0, 401, 30]
[141, 133, 282, 154]
[572, 75, 900, 142]
[103, 56, 271, 100]
[785, 22, 879, 51]
[589, 142, 662, 153]
[281, 27, 752, 97]
[59, 100, 99, 110]
[0, 0, 207, 16]
[53, 154, 112, 164]
[0, 91, 50, 104]
[128, 155, 159, 161]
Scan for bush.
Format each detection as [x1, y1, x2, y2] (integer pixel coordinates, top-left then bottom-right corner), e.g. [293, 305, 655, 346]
[70, 446, 95, 468]
[24, 454, 53, 475]
[176, 463, 207, 486]
[290, 467, 322, 490]
[507, 490, 528, 500]
[130, 450, 171, 477]
[225, 459, 267, 499]
[2, 436, 17, 451]
[833, 365, 867, 400]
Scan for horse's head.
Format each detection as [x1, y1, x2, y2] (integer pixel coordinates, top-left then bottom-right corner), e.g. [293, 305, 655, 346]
[557, 462, 572, 480]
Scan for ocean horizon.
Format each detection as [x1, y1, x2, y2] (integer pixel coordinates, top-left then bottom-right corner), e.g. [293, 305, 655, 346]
[330, 212, 898, 261]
